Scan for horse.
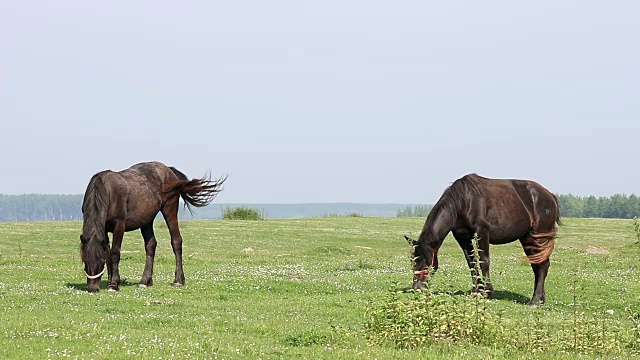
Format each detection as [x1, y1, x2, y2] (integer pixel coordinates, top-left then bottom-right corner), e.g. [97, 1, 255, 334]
[80, 161, 226, 292]
[405, 174, 560, 306]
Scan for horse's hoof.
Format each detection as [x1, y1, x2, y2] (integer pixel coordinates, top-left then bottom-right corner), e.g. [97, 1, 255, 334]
[106, 287, 118, 292]
[171, 282, 184, 287]
[137, 284, 147, 288]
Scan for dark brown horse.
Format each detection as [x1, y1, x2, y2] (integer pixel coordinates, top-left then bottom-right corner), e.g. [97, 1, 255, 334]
[80, 161, 226, 292]
[406, 174, 560, 305]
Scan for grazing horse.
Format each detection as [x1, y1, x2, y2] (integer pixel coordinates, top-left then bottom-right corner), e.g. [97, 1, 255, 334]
[80, 161, 226, 292]
[406, 174, 560, 305]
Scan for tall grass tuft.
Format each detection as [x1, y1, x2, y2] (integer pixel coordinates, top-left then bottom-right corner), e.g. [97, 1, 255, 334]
[222, 207, 263, 220]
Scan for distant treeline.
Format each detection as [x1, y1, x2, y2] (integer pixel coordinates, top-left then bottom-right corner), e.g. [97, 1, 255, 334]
[396, 205, 433, 218]
[0, 193, 638, 222]
[556, 193, 640, 219]
[0, 194, 83, 221]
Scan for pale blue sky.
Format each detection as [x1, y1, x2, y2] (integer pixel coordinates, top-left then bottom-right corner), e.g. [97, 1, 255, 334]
[1, 1, 638, 203]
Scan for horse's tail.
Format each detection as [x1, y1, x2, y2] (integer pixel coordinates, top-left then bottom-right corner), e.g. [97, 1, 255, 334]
[164, 167, 227, 214]
[552, 193, 562, 226]
[523, 231, 556, 264]
[523, 190, 561, 264]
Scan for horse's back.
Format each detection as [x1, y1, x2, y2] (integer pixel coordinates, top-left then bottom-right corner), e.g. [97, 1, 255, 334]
[89, 162, 178, 232]
[120, 161, 176, 183]
[466, 176, 558, 240]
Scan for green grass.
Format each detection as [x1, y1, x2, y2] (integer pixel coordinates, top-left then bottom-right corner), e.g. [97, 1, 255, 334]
[0, 218, 639, 359]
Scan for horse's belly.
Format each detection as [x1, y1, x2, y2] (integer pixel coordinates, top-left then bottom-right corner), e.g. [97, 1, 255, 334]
[485, 207, 531, 243]
[489, 236, 522, 245]
[488, 224, 529, 244]
[124, 216, 156, 232]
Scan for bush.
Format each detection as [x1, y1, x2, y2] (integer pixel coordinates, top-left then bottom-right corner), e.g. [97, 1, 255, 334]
[222, 207, 263, 220]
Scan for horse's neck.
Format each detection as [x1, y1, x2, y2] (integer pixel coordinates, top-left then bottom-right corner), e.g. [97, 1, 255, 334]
[419, 210, 453, 250]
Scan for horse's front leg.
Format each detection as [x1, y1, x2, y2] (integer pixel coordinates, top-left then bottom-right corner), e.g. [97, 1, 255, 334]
[138, 224, 157, 288]
[454, 232, 492, 298]
[473, 230, 493, 298]
[107, 223, 125, 291]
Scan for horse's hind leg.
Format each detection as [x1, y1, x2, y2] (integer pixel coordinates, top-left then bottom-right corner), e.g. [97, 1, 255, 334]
[138, 224, 157, 288]
[161, 202, 185, 287]
[520, 237, 550, 306]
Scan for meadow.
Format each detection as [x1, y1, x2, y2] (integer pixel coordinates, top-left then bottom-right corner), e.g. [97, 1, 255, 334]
[0, 217, 638, 359]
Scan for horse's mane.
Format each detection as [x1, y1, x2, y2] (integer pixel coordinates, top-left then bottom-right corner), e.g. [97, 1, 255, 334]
[432, 174, 482, 219]
[423, 174, 483, 232]
[80, 173, 109, 259]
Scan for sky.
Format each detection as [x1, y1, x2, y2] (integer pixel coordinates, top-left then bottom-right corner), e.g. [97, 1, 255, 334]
[1, 1, 638, 204]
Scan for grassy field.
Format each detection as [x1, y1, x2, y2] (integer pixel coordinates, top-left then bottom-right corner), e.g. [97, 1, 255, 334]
[0, 217, 639, 359]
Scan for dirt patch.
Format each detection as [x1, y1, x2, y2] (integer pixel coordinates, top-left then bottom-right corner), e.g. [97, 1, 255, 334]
[144, 299, 175, 306]
[585, 246, 610, 255]
[288, 273, 303, 280]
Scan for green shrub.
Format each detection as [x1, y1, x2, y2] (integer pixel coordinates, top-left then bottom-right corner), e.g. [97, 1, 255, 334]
[222, 207, 263, 220]
[634, 217, 640, 244]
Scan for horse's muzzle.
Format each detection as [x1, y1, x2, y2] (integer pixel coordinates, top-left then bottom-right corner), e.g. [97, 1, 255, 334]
[412, 280, 427, 291]
[86, 278, 101, 292]
[412, 269, 429, 291]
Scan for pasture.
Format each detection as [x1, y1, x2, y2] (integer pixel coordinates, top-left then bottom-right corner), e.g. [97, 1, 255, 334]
[0, 217, 638, 359]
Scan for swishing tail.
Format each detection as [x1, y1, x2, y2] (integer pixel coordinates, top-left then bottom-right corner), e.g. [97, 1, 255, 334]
[164, 167, 228, 214]
[552, 193, 562, 226]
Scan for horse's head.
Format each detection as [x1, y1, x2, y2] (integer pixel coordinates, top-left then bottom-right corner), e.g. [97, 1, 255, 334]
[404, 235, 438, 291]
[80, 234, 108, 292]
